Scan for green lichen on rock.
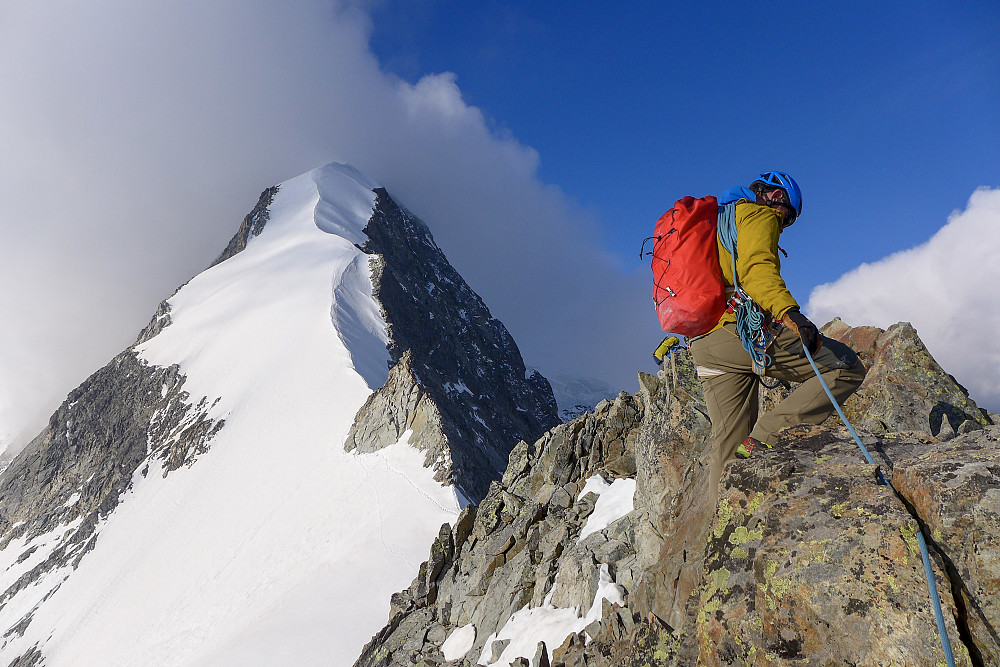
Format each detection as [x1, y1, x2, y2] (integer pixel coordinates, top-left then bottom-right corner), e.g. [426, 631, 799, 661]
[713, 498, 735, 539]
[694, 425, 975, 666]
[764, 574, 794, 612]
[900, 521, 921, 559]
[355, 332, 997, 667]
[729, 524, 763, 546]
[823, 319, 991, 438]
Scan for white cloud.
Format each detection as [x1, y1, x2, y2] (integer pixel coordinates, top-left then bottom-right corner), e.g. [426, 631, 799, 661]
[0, 1, 653, 452]
[807, 187, 1000, 412]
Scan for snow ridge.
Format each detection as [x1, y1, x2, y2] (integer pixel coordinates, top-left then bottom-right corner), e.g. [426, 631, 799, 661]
[0, 163, 461, 665]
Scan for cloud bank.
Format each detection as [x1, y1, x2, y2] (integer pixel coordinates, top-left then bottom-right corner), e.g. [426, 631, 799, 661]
[807, 187, 1000, 412]
[0, 1, 652, 451]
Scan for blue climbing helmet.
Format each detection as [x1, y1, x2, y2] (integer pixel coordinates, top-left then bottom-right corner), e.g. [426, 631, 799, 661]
[753, 171, 802, 225]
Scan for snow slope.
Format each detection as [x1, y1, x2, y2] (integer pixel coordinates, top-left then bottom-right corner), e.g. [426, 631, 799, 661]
[0, 164, 461, 665]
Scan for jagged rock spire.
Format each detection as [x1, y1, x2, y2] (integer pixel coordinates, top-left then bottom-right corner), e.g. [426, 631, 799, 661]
[346, 188, 558, 502]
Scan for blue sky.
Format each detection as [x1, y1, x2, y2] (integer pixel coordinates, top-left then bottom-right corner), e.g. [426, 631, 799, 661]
[369, 1, 1000, 299]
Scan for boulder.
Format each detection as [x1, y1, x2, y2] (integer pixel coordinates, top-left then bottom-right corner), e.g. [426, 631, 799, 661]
[890, 427, 1000, 665]
[822, 318, 992, 438]
[697, 425, 972, 666]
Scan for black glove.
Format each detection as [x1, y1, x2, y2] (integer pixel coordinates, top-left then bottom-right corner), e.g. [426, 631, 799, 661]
[783, 308, 821, 356]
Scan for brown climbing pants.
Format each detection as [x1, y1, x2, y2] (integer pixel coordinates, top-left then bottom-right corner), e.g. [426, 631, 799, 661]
[690, 322, 866, 496]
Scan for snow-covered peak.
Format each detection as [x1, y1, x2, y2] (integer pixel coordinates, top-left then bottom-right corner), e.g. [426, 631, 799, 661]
[0, 162, 558, 666]
[534, 370, 617, 422]
[137, 161, 389, 409]
[310, 162, 380, 245]
[313, 160, 380, 191]
[0, 164, 437, 665]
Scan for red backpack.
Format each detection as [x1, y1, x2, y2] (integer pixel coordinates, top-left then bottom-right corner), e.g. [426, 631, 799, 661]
[644, 196, 726, 337]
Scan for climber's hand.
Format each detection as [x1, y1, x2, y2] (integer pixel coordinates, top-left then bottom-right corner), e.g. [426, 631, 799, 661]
[782, 308, 821, 357]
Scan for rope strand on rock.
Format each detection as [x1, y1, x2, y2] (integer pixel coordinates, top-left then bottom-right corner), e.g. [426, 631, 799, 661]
[802, 346, 957, 667]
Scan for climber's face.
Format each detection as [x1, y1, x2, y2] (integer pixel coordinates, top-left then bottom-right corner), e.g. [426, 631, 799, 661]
[762, 188, 797, 228]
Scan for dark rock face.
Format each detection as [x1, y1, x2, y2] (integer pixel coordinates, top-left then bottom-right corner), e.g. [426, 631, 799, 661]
[357, 332, 997, 666]
[346, 188, 559, 503]
[0, 351, 222, 641]
[209, 185, 279, 268]
[134, 297, 174, 346]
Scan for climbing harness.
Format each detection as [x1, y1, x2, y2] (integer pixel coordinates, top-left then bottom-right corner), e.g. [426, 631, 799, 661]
[802, 346, 957, 667]
[716, 202, 779, 374]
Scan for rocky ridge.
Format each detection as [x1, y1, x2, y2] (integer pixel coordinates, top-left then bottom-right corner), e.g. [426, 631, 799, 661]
[824, 318, 995, 437]
[0, 352, 223, 649]
[356, 321, 998, 666]
[0, 189, 292, 654]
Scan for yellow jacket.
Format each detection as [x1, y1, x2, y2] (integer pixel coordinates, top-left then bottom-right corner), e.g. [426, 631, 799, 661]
[706, 199, 798, 335]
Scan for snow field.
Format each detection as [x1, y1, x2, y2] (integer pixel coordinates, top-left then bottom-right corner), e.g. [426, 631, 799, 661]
[0, 519, 83, 654]
[0, 164, 461, 666]
[578, 475, 637, 541]
[475, 565, 625, 666]
[441, 623, 477, 660]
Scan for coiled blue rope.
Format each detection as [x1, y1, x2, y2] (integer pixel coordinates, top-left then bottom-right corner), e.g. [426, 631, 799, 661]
[802, 346, 957, 667]
[717, 203, 772, 370]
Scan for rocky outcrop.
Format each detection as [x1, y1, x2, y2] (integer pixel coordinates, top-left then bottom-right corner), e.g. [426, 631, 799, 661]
[823, 318, 992, 438]
[0, 351, 222, 643]
[354, 389, 647, 667]
[209, 185, 279, 268]
[347, 188, 559, 502]
[696, 426, 967, 665]
[345, 351, 450, 480]
[890, 430, 1000, 666]
[357, 328, 998, 666]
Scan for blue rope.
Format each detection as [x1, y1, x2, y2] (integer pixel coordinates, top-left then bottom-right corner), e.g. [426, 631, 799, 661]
[720, 200, 953, 661]
[802, 346, 957, 667]
[717, 203, 772, 370]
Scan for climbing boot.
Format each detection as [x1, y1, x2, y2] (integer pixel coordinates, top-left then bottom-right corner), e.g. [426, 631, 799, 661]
[735, 436, 771, 459]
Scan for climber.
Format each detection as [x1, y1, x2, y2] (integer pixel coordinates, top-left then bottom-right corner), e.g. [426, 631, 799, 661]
[688, 171, 866, 497]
